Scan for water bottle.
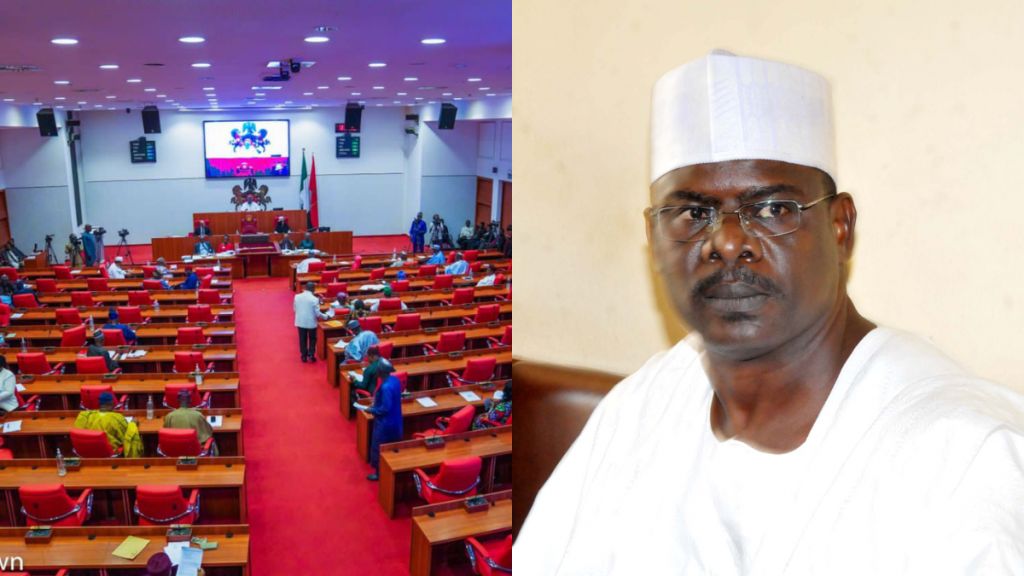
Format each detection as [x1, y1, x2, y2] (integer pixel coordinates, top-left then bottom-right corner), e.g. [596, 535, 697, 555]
[153, 299, 160, 312]
[20, 338, 27, 353]
[88, 315, 95, 331]
[56, 448, 67, 477]
[392, 247, 397, 260]
[146, 395, 155, 420]
[194, 363, 204, 386]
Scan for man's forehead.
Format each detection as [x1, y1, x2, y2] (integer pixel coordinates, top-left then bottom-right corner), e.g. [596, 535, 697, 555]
[650, 160, 823, 203]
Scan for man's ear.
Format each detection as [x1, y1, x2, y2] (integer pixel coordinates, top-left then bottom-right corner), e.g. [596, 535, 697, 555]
[831, 192, 857, 261]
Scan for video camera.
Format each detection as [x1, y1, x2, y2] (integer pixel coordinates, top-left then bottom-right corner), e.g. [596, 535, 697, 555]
[45, 234, 54, 244]
[93, 227, 107, 239]
[118, 229, 129, 239]
[67, 234, 81, 247]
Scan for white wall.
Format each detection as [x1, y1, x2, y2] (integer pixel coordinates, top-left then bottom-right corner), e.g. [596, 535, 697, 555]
[419, 121, 479, 233]
[0, 127, 74, 246]
[476, 120, 513, 222]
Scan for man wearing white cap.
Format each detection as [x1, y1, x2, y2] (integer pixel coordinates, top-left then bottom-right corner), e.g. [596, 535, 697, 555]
[107, 256, 127, 279]
[517, 52, 1024, 574]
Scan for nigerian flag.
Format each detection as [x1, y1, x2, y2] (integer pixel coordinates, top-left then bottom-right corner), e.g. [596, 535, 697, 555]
[298, 152, 308, 209]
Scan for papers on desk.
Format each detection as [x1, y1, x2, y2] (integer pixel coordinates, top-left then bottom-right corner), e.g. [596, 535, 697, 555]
[459, 391, 482, 402]
[177, 546, 204, 576]
[326, 320, 345, 329]
[15, 383, 25, 393]
[359, 284, 387, 291]
[112, 535, 150, 560]
[2, 420, 21, 433]
[125, 416, 134, 423]
[213, 265, 222, 272]
[416, 397, 439, 408]
[4, 333, 15, 339]
[335, 339, 349, 350]
[348, 370, 363, 382]
[71, 269, 82, 275]
[493, 390, 504, 401]
[170, 264, 178, 270]
[207, 415, 224, 428]
[120, 350, 148, 359]
[164, 541, 188, 565]
[9, 313, 22, 320]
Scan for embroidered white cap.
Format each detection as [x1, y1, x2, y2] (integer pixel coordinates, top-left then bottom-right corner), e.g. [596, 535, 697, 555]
[650, 51, 836, 184]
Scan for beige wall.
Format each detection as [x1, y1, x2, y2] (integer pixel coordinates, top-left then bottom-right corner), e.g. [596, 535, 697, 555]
[514, 0, 1024, 388]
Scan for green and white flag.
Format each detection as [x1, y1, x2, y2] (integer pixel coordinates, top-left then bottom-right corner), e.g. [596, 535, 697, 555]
[298, 151, 308, 209]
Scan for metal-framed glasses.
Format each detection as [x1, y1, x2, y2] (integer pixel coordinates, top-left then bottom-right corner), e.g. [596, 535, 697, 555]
[646, 193, 836, 242]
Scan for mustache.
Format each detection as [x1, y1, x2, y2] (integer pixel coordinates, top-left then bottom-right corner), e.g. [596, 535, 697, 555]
[693, 267, 780, 297]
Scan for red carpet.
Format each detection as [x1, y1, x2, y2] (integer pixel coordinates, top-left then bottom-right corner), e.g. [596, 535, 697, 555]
[235, 278, 410, 574]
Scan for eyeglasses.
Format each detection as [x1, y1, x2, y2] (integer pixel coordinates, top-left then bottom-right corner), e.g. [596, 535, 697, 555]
[646, 193, 836, 242]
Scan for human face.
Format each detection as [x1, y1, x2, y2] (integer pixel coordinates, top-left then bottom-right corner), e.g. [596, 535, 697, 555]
[648, 160, 851, 359]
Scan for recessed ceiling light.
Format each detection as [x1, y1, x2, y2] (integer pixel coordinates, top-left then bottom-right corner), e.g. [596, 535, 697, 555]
[105, 95, 116, 99]
[191, 62, 211, 68]
[376, 103, 384, 107]
[467, 77, 482, 82]
[442, 92, 452, 96]
[203, 87, 215, 91]
[486, 93, 496, 97]
[94, 104, 103, 108]
[51, 38, 78, 45]
[317, 86, 328, 90]
[304, 36, 330, 43]
[77, 101, 87, 104]
[393, 100, 401, 104]
[56, 105, 64, 109]
[404, 77, 418, 82]
[157, 94, 167, 98]
[351, 92, 361, 96]
[178, 36, 205, 43]
[206, 94, 216, 97]
[421, 38, 446, 45]
[337, 76, 352, 81]
[251, 86, 282, 90]
[254, 93, 265, 97]
[2, 98, 14, 102]
[397, 92, 407, 96]
[368, 62, 387, 68]
[303, 92, 313, 96]
[99, 64, 119, 70]
[126, 78, 142, 83]
[144, 88, 156, 92]
[373, 86, 384, 90]
[54, 80, 70, 85]
[284, 100, 293, 104]
[55, 96, 66, 101]
[266, 61, 280, 68]
[415, 97, 423, 101]
[453, 97, 463, 101]
[479, 87, 491, 90]
[247, 102, 255, 105]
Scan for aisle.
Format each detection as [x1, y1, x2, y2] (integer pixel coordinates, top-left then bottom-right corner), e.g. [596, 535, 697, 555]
[235, 278, 409, 574]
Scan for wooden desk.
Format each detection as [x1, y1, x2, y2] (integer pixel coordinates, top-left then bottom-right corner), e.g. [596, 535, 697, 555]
[10, 304, 234, 325]
[3, 344, 238, 374]
[0, 408, 243, 458]
[410, 492, 512, 576]
[0, 524, 249, 573]
[0, 457, 246, 525]
[195, 209, 307, 235]
[323, 319, 509, 362]
[21, 260, 238, 280]
[379, 427, 512, 517]
[295, 257, 510, 289]
[20, 372, 241, 410]
[47, 277, 233, 292]
[37, 288, 233, 307]
[152, 231, 353, 275]
[6, 321, 236, 347]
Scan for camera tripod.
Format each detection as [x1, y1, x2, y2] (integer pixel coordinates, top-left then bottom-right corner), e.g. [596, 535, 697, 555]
[115, 235, 135, 264]
[44, 238, 59, 265]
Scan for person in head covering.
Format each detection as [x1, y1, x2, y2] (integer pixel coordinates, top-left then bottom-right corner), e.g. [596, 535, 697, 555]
[107, 256, 127, 280]
[299, 232, 316, 251]
[475, 263, 498, 287]
[193, 234, 214, 256]
[74, 390, 143, 456]
[102, 307, 137, 344]
[85, 332, 119, 371]
[352, 344, 392, 399]
[163, 388, 218, 456]
[517, 51, 1024, 575]
[274, 216, 290, 234]
[217, 234, 236, 253]
[444, 252, 469, 276]
[473, 381, 512, 430]
[396, 270, 408, 281]
[360, 357, 401, 481]
[144, 551, 173, 576]
[343, 319, 379, 363]
[425, 245, 446, 266]
[369, 286, 407, 312]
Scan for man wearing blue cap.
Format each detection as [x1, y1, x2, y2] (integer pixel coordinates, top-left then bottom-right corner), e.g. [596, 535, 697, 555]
[102, 308, 137, 345]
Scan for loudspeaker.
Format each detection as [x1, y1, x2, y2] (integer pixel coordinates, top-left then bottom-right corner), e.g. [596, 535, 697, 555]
[439, 103, 457, 130]
[36, 108, 58, 137]
[141, 105, 161, 134]
[344, 103, 363, 132]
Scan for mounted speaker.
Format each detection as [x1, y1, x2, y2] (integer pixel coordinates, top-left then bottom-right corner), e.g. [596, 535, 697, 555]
[36, 108, 58, 137]
[141, 105, 161, 134]
[438, 103, 457, 130]
[344, 103, 363, 132]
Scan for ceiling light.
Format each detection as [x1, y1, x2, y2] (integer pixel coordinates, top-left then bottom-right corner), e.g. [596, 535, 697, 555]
[373, 86, 384, 90]
[251, 86, 282, 90]
[317, 86, 328, 90]
[368, 62, 387, 68]
[99, 64, 119, 70]
[55, 96, 66, 101]
[303, 92, 313, 96]
[2, 98, 14, 102]
[206, 94, 216, 98]
[94, 104, 103, 108]
[56, 105, 64, 109]
[337, 76, 352, 81]
[479, 86, 491, 90]
[54, 80, 70, 85]
[304, 36, 329, 43]
[442, 92, 452, 96]
[421, 38, 446, 45]
[51, 38, 78, 45]
[106, 95, 116, 99]
[393, 100, 401, 104]
[191, 62, 211, 68]
[178, 36, 205, 43]
[397, 92, 407, 96]
[144, 88, 156, 92]
[351, 92, 361, 96]
[453, 97, 463, 101]
[415, 97, 423, 101]
[376, 103, 383, 107]
[404, 77, 418, 82]
[77, 101, 86, 104]
[486, 93, 496, 97]
[247, 102, 255, 105]
[126, 78, 142, 83]
[203, 87, 215, 91]
[284, 100, 293, 104]
[467, 77, 482, 82]
[254, 93, 265, 97]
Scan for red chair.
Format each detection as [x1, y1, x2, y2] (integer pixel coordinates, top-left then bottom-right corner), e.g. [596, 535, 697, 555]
[0, 266, 19, 281]
[70, 429, 122, 458]
[377, 341, 394, 359]
[157, 428, 213, 457]
[35, 278, 59, 293]
[60, 325, 88, 347]
[117, 305, 147, 324]
[433, 274, 455, 290]
[414, 405, 476, 438]
[369, 267, 386, 281]
[355, 370, 407, 400]
[199, 274, 214, 289]
[53, 266, 72, 280]
[173, 351, 211, 373]
[358, 316, 382, 334]
[0, 437, 12, 460]
[447, 287, 475, 306]
[128, 291, 153, 306]
[448, 357, 498, 386]
[424, 331, 466, 355]
[176, 326, 210, 346]
[75, 356, 119, 375]
[470, 261, 485, 274]
[162, 382, 211, 409]
[70, 291, 95, 307]
[321, 270, 339, 284]
[195, 267, 215, 277]
[307, 261, 326, 273]
[463, 250, 480, 263]
[141, 266, 157, 277]
[101, 328, 128, 346]
[465, 534, 513, 576]
[351, 255, 363, 270]
[143, 279, 164, 291]
[488, 325, 512, 348]
[412, 456, 483, 504]
[390, 280, 410, 292]
[19, 484, 93, 526]
[0, 303, 10, 327]
[198, 289, 221, 305]
[135, 485, 200, 526]
[17, 352, 64, 375]
[86, 278, 109, 292]
[99, 264, 110, 279]
[390, 313, 421, 332]
[376, 297, 402, 312]
[79, 384, 127, 410]
[325, 282, 347, 298]
[55, 308, 83, 326]
[446, 251, 458, 264]
[465, 304, 501, 325]
[12, 293, 39, 308]
[14, 390, 42, 412]
[417, 265, 437, 277]
[186, 305, 214, 323]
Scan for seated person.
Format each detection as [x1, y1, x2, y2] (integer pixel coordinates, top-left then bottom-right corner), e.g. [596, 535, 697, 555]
[274, 216, 290, 234]
[476, 264, 498, 287]
[343, 319, 379, 363]
[390, 250, 412, 268]
[163, 389, 219, 456]
[74, 391, 144, 456]
[299, 232, 316, 250]
[346, 299, 368, 322]
[0, 275, 14, 297]
[194, 235, 214, 256]
[176, 266, 199, 290]
[152, 270, 172, 290]
[0, 357, 18, 415]
[85, 332, 119, 372]
[330, 293, 350, 314]
[425, 245, 446, 266]
[353, 345, 393, 401]
[102, 308, 137, 344]
[154, 257, 169, 276]
[473, 382, 512, 429]
[444, 252, 469, 276]
[279, 233, 297, 250]
[295, 255, 322, 274]
[216, 234, 235, 253]
[194, 219, 211, 236]
[369, 286, 408, 312]
[107, 256, 127, 279]
[239, 193, 261, 212]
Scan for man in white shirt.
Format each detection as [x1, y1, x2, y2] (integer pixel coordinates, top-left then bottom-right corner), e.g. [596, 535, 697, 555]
[107, 256, 127, 280]
[239, 194, 261, 212]
[517, 51, 1024, 575]
[295, 256, 322, 274]
[0, 356, 18, 415]
[293, 281, 329, 363]
[444, 252, 469, 276]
